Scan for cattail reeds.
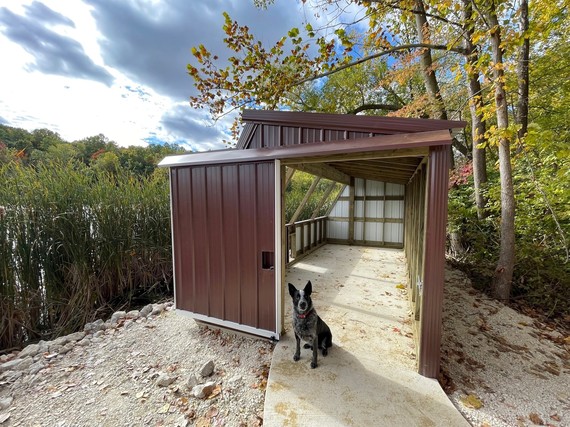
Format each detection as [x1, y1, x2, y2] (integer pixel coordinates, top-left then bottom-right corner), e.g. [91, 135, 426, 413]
[0, 161, 172, 350]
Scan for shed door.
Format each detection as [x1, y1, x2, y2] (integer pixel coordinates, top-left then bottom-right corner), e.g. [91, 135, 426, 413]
[170, 161, 276, 337]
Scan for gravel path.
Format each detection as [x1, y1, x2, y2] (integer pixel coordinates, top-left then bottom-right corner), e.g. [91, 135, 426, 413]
[0, 304, 273, 426]
[441, 268, 570, 427]
[0, 267, 569, 427]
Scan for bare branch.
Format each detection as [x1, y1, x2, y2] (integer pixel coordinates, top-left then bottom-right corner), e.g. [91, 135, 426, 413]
[294, 43, 468, 86]
[347, 103, 402, 114]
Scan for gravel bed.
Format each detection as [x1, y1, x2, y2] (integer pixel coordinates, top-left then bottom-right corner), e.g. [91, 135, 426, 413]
[0, 304, 273, 426]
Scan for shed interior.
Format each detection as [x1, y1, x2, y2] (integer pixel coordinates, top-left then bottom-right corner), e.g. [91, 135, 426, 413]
[159, 109, 465, 377]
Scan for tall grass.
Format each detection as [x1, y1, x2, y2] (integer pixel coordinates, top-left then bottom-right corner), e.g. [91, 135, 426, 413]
[0, 161, 172, 350]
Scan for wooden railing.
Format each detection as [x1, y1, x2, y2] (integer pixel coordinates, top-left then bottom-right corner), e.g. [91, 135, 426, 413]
[285, 216, 327, 265]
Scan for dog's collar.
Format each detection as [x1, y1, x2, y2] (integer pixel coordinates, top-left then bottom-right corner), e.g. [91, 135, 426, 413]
[297, 309, 313, 319]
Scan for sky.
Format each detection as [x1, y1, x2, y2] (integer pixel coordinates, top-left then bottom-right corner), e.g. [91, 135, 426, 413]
[0, 0, 320, 151]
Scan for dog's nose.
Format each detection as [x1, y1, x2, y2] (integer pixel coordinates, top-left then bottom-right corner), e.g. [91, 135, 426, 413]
[299, 302, 307, 310]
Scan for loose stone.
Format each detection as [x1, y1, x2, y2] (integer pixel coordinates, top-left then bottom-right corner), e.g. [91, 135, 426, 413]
[192, 381, 216, 399]
[199, 360, 215, 377]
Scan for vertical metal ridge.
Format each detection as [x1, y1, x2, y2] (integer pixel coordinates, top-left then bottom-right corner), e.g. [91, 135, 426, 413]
[419, 145, 450, 378]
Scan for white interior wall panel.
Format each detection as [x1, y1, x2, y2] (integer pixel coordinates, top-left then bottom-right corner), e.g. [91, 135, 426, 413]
[355, 178, 365, 197]
[364, 223, 383, 242]
[327, 179, 404, 246]
[327, 220, 348, 240]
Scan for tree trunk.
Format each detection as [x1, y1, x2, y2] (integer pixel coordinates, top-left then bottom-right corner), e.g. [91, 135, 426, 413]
[462, 0, 488, 219]
[413, 0, 448, 121]
[413, 0, 458, 168]
[487, 6, 516, 301]
[516, 0, 530, 139]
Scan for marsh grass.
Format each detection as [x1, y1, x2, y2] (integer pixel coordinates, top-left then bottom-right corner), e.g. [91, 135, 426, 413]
[0, 162, 172, 350]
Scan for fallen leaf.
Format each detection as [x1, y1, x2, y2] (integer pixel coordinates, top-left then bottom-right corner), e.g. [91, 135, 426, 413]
[529, 412, 544, 425]
[459, 394, 483, 409]
[135, 391, 145, 399]
[157, 403, 170, 414]
[207, 385, 222, 399]
[549, 414, 561, 422]
[195, 416, 210, 427]
[396, 284, 406, 289]
[0, 413, 11, 423]
[206, 406, 219, 418]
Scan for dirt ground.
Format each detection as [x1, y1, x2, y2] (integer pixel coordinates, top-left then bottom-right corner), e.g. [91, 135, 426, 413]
[1, 247, 569, 427]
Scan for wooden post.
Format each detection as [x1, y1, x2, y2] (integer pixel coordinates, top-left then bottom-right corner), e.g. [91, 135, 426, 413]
[348, 177, 355, 244]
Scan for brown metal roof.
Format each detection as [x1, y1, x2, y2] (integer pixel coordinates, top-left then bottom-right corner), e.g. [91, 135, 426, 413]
[160, 110, 464, 184]
[240, 109, 466, 136]
[159, 129, 452, 184]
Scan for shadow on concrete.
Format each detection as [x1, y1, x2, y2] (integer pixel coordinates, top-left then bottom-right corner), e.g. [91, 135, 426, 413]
[264, 244, 469, 426]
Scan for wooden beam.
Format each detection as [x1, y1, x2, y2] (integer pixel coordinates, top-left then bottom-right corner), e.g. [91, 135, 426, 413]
[325, 184, 346, 216]
[311, 181, 337, 219]
[285, 167, 296, 186]
[290, 176, 321, 224]
[281, 147, 429, 165]
[348, 177, 355, 244]
[289, 163, 350, 185]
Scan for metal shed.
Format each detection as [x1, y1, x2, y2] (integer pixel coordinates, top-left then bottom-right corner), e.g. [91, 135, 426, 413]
[159, 109, 465, 378]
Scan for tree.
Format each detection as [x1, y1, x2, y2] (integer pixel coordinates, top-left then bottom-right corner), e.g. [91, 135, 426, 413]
[480, 1, 516, 300]
[186, 0, 567, 301]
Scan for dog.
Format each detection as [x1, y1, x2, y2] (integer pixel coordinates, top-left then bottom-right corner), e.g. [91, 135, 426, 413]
[288, 281, 332, 368]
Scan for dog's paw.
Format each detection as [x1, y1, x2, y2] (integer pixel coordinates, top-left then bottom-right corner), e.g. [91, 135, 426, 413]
[322, 348, 328, 357]
[293, 354, 300, 362]
[310, 361, 318, 369]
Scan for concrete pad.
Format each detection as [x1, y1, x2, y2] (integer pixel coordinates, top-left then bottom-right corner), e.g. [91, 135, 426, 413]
[264, 245, 469, 427]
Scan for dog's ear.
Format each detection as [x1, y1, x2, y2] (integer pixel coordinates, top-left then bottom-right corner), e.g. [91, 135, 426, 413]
[288, 283, 297, 298]
[304, 280, 312, 296]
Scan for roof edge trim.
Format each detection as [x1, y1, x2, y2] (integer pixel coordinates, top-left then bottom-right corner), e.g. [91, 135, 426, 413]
[159, 130, 452, 168]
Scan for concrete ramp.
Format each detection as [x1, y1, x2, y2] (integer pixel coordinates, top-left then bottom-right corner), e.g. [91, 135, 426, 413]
[264, 245, 469, 427]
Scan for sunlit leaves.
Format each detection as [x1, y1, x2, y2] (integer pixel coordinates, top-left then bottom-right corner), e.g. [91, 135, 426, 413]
[187, 12, 346, 138]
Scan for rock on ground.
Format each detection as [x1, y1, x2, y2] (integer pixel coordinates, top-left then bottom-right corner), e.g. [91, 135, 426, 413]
[0, 303, 273, 426]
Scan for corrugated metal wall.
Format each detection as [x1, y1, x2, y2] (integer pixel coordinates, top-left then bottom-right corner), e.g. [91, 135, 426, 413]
[170, 161, 276, 334]
[327, 179, 405, 247]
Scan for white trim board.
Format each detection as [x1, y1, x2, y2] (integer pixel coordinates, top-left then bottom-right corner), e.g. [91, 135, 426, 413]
[176, 310, 280, 341]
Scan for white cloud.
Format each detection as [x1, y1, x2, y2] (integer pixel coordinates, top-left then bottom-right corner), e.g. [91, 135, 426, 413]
[0, 0, 350, 148]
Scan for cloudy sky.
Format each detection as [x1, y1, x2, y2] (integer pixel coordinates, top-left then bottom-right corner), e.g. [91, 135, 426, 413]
[0, 0, 319, 150]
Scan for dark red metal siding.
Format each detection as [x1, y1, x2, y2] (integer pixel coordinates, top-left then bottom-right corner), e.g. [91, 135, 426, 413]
[221, 166, 241, 323]
[191, 167, 209, 313]
[206, 166, 224, 319]
[419, 145, 450, 378]
[240, 123, 388, 149]
[283, 126, 300, 145]
[238, 163, 259, 327]
[170, 161, 275, 333]
[256, 163, 276, 331]
[171, 167, 195, 313]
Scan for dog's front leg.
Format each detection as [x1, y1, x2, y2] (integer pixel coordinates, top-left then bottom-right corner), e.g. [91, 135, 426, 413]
[293, 333, 301, 362]
[310, 336, 318, 369]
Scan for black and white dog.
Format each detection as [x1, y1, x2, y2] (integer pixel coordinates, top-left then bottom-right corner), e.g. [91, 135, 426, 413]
[288, 281, 332, 369]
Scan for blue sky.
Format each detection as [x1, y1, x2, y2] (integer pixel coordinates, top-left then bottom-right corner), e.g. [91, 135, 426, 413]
[0, 0, 318, 150]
